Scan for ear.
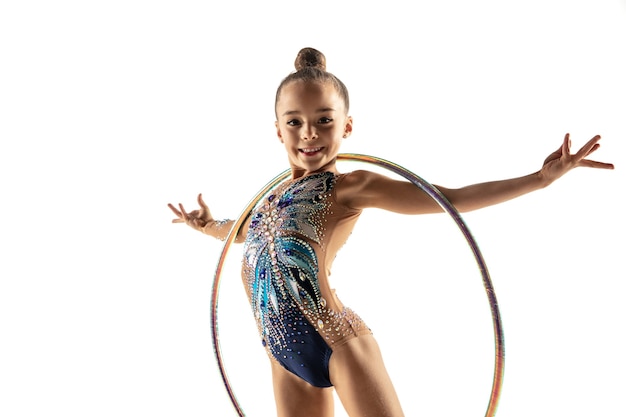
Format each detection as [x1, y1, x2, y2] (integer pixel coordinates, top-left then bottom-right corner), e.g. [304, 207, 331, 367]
[342, 116, 353, 139]
[275, 121, 284, 143]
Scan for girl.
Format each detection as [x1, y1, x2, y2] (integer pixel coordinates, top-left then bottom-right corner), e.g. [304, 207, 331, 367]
[168, 47, 613, 417]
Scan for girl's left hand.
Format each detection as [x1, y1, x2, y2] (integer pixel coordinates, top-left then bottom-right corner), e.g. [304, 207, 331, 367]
[540, 133, 614, 184]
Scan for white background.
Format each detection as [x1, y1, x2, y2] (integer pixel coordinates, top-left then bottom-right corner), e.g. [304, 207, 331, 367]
[1, 1, 625, 416]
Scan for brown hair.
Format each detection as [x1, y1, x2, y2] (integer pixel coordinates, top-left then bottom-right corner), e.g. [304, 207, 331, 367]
[274, 47, 350, 116]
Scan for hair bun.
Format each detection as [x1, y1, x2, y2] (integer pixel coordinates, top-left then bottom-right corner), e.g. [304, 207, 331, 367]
[294, 47, 326, 71]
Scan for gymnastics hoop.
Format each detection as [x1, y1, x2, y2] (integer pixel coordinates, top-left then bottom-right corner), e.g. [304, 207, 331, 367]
[211, 154, 505, 417]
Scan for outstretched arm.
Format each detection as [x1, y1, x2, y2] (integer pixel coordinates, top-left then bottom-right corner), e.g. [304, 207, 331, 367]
[443, 133, 613, 212]
[338, 133, 614, 214]
[168, 194, 248, 242]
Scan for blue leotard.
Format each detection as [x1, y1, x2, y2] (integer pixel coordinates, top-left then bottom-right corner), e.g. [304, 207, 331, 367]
[242, 171, 371, 387]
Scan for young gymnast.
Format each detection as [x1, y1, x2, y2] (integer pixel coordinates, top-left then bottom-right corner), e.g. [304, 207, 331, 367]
[168, 47, 613, 417]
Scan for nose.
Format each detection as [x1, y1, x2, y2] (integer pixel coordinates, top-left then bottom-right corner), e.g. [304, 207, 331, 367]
[301, 124, 318, 141]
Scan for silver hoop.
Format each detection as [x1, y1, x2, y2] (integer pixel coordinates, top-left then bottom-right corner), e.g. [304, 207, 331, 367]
[211, 153, 505, 416]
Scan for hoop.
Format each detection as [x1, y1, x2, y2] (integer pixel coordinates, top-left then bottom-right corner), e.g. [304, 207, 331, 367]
[210, 154, 505, 417]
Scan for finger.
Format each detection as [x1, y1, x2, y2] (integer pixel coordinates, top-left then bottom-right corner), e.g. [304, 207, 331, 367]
[578, 159, 615, 169]
[587, 143, 600, 155]
[547, 147, 561, 158]
[168, 203, 183, 217]
[562, 133, 571, 156]
[572, 135, 602, 162]
[543, 147, 563, 165]
[178, 203, 189, 220]
[168, 203, 187, 224]
[197, 193, 209, 210]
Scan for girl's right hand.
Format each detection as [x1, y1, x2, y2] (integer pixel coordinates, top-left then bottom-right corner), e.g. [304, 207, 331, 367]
[167, 193, 214, 233]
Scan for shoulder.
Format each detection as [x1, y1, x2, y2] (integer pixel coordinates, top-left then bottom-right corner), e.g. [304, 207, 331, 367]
[340, 169, 397, 186]
[334, 169, 441, 214]
[335, 170, 390, 209]
[336, 169, 378, 190]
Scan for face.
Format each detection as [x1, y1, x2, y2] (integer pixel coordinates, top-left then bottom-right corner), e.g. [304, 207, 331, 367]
[275, 81, 352, 177]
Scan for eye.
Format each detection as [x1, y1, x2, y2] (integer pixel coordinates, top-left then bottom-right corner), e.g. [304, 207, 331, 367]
[286, 119, 301, 126]
[318, 117, 333, 124]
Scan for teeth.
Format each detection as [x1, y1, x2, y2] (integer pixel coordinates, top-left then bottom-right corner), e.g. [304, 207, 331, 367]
[301, 147, 322, 152]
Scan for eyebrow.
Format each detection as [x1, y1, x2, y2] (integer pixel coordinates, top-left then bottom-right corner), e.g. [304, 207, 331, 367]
[281, 107, 336, 117]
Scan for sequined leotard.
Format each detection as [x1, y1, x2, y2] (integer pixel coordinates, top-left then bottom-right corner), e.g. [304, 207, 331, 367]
[242, 171, 371, 388]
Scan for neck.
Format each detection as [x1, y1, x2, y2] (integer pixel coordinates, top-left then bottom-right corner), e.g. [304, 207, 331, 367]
[290, 160, 339, 179]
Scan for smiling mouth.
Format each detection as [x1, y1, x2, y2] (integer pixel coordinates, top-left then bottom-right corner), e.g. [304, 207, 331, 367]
[299, 147, 324, 156]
